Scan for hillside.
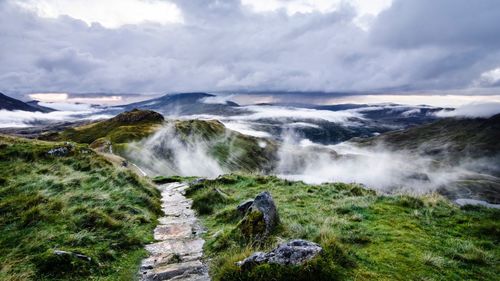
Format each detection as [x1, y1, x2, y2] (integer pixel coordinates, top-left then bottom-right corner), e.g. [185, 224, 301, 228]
[182, 174, 500, 281]
[41, 109, 165, 150]
[360, 114, 500, 160]
[0, 93, 53, 112]
[124, 119, 278, 176]
[0, 135, 161, 280]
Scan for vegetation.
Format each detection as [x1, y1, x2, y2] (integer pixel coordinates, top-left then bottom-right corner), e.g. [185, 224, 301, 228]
[358, 114, 500, 160]
[172, 119, 277, 172]
[183, 174, 500, 280]
[0, 135, 162, 280]
[42, 109, 164, 148]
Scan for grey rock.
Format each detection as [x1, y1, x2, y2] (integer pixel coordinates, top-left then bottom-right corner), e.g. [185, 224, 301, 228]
[189, 178, 206, 186]
[47, 147, 69, 157]
[237, 239, 322, 270]
[53, 250, 91, 262]
[239, 191, 279, 237]
[236, 199, 254, 215]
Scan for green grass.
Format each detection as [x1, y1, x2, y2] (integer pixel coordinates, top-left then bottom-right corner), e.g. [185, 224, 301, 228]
[183, 174, 500, 281]
[173, 119, 277, 172]
[0, 135, 162, 280]
[42, 109, 164, 146]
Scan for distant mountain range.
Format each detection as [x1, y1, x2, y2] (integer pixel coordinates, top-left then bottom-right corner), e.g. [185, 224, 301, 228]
[0, 93, 54, 112]
[116, 92, 243, 116]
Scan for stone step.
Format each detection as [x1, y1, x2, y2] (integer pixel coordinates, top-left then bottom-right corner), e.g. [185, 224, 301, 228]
[154, 224, 195, 240]
[169, 272, 210, 281]
[158, 216, 197, 225]
[141, 260, 205, 281]
[146, 238, 205, 256]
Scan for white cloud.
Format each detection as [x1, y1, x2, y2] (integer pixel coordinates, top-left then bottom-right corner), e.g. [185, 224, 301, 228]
[475, 67, 500, 87]
[221, 121, 272, 138]
[230, 105, 362, 123]
[14, 0, 183, 28]
[0, 109, 111, 128]
[435, 102, 500, 118]
[201, 94, 235, 105]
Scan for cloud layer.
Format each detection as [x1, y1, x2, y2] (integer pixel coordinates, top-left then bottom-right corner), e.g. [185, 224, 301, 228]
[1, 0, 500, 95]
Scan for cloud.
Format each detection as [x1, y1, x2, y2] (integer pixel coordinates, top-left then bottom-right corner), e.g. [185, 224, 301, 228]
[201, 94, 236, 105]
[0, 109, 111, 128]
[230, 105, 362, 123]
[1, 0, 500, 94]
[14, 0, 183, 28]
[435, 102, 500, 118]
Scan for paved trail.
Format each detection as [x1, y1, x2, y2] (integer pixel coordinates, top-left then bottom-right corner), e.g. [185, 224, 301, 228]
[139, 182, 210, 281]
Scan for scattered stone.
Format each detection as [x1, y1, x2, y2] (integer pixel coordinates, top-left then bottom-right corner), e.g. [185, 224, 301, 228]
[236, 199, 254, 215]
[53, 250, 91, 262]
[239, 191, 279, 237]
[47, 146, 70, 157]
[236, 239, 322, 270]
[189, 178, 206, 186]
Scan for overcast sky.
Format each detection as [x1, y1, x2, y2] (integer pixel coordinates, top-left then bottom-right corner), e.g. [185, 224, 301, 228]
[1, 0, 500, 96]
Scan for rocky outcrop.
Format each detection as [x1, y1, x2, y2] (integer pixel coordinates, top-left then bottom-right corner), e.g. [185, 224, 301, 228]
[237, 239, 322, 270]
[239, 191, 279, 238]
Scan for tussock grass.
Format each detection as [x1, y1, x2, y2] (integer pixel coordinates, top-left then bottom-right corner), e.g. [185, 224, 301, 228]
[181, 174, 500, 280]
[0, 135, 161, 280]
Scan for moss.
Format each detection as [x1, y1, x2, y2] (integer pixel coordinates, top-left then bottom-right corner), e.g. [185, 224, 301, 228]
[239, 209, 266, 237]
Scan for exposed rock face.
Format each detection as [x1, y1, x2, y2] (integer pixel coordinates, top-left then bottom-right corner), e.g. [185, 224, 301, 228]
[236, 199, 254, 215]
[239, 191, 279, 237]
[237, 239, 322, 270]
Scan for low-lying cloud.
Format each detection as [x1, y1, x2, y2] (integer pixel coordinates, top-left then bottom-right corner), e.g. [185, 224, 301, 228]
[435, 102, 500, 118]
[0, 108, 111, 128]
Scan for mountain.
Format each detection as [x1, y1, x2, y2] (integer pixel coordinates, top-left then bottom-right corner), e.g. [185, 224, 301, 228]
[356, 114, 500, 203]
[25, 100, 56, 113]
[117, 92, 243, 116]
[0, 93, 53, 112]
[41, 109, 165, 146]
[362, 114, 500, 160]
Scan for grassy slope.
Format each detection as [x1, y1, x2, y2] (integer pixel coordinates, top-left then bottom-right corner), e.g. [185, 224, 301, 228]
[183, 174, 499, 281]
[43, 109, 164, 147]
[173, 119, 277, 172]
[358, 114, 500, 160]
[0, 135, 161, 280]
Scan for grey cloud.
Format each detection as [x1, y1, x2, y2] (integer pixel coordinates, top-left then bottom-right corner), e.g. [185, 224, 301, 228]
[1, 0, 500, 95]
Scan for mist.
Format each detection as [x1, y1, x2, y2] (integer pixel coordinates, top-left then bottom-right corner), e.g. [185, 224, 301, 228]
[124, 124, 225, 177]
[275, 130, 498, 196]
[0, 109, 111, 128]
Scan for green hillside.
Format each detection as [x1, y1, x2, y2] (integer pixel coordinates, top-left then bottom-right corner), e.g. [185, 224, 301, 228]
[183, 174, 500, 281]
[42, 109, 164, 148]
[172, 119, 277, 172]
[359, 114, 500, 161]
[0, 135, 161, 280]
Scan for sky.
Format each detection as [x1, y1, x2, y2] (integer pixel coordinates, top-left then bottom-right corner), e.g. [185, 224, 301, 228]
[1, 0, 500, 97]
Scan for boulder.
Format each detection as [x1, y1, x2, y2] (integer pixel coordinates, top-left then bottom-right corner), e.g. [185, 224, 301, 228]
[237, 239, 322, 270]
[239, 191, 279, 237]
[236, 199, 254, 215]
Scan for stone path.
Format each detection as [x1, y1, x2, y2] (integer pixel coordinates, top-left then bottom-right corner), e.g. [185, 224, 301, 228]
[139, 182, 210, 281]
